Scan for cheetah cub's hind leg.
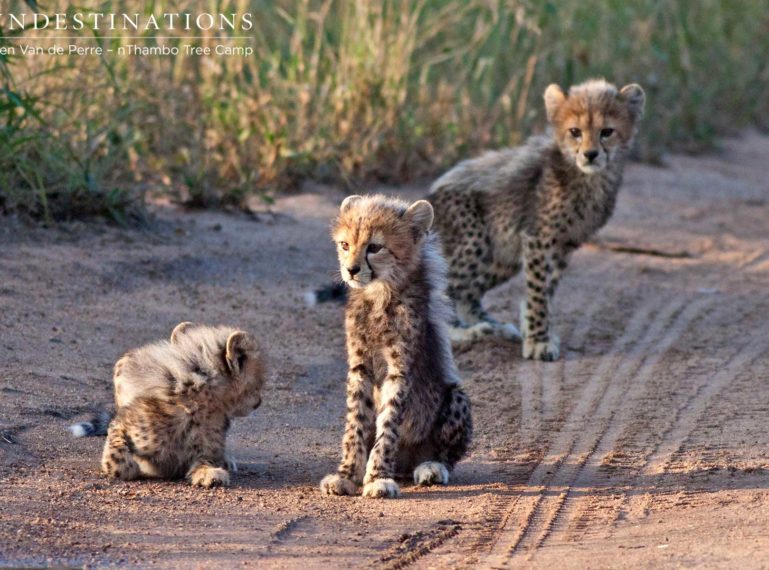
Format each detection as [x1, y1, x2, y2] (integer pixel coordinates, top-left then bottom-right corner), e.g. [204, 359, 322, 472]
[484, 319, 521, 341]
[414, 461, 450, 486]
[101, 425, 141, 481]
[188, 462, 230, 488]
[448, 299, 521, 345]
[448, 318, 521, 345]
[449, 299, 494, 343]
[447, 320, 495, 344]
[448, 314, 521, 346]
[414, 386, 473, 487]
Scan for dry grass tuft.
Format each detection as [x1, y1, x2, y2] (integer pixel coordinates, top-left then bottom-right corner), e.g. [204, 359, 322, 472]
[1, 0, 768, 222]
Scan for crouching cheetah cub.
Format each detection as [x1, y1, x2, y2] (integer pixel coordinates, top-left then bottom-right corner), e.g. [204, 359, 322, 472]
[92, 323, 265, 487]
[429, 79, 645, 360]
[320, 195, 472, 499]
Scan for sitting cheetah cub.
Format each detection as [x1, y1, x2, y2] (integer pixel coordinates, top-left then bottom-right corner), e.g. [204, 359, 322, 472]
[97, 323, 265, 487]
[320, 195, 472, 499]
[429, 79, 645, 360]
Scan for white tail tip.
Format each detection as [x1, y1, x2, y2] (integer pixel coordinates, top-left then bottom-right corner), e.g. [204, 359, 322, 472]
[68, 423, 89, 438]
[303, 291, 318, 307]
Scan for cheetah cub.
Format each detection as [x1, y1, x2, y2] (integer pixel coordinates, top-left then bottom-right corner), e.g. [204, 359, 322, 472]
[429, 79, 645, 360]
[96, 323, 265, 487]
[320, 195, 472, 499]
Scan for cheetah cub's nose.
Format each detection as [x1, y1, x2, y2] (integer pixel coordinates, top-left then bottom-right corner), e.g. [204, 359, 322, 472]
[584, 149, 599, 162]
[347, 265, 361, 276]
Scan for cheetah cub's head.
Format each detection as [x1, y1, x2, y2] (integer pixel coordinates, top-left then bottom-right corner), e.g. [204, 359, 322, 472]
[544, 79, 645, 175]
[170, 322, 266, 417]
[332, 195, 434, 292]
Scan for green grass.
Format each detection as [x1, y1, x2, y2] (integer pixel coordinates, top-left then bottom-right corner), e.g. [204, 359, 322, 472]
[1, 0, 768, 222]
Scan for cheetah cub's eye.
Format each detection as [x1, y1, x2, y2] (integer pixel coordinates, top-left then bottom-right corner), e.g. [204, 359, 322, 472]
[568, 128, 582, 138]
[339, 241, 349, 252]
[600, 127, 615, 138]
[367, 243, 383, 254]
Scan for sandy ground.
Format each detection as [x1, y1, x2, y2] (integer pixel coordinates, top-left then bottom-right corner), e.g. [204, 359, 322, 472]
[2, 132, 769, 569]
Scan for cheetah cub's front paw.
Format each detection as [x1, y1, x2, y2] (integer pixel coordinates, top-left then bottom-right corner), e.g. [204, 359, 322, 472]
[189, 466, 230, 488]
[522, 334, 560, 361]
[320, 474, 359, 496]
[414, 462, 449, 486]
[362, 478, 401, 499]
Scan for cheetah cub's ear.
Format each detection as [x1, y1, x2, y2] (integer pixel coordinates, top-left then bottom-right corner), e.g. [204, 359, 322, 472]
[340, 194, 363, 212]
[404, 200, 434, 239]
[225, 331, 255, 375]
[543, 84, 566, 122]
[170, 321, 196, 343]
[619, 83, 645, 121]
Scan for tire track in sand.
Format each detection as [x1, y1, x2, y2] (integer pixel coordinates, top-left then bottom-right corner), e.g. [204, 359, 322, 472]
[462, 266, 617, 560]
[545, 296, 723, 544]
[539, 292, 609, 438]
[619, 317, 769, 520]
[519, 245, 769, 548]
[501, 297, 709, 560]
[520, 290, 609, 449]
[518, 257, 617, 451]
[480, 295, 673, 566]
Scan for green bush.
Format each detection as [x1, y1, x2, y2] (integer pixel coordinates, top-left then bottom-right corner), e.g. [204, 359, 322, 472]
[1, 0, 768, 222]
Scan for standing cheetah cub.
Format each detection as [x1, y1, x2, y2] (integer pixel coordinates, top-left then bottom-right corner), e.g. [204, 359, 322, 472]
[320, 195, 472, 499]
[94, 323, 265, 487]
[429, 79, 645, 360]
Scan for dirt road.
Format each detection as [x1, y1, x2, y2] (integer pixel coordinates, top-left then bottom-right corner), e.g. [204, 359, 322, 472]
[2, 132, 769, 568]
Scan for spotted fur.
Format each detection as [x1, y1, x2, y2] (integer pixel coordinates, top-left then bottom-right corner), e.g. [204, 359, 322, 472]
[429, 79, 645, 360]
[100, 323, 266, 487]
[319, 195, 472, 499]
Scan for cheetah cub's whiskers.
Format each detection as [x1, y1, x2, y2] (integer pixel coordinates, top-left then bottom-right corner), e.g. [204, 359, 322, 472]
[83, 323, 266, 487]
[319, 195, 472, 499]
[429, 78, 645, 361]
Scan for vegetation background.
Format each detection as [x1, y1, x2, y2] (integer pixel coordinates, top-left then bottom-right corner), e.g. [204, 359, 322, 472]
[1, 0, 767, 223]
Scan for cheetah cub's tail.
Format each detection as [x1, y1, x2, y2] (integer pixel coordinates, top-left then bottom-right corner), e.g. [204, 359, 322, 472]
[68, 410, 112, 438]
[304, 282, 347, 306]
